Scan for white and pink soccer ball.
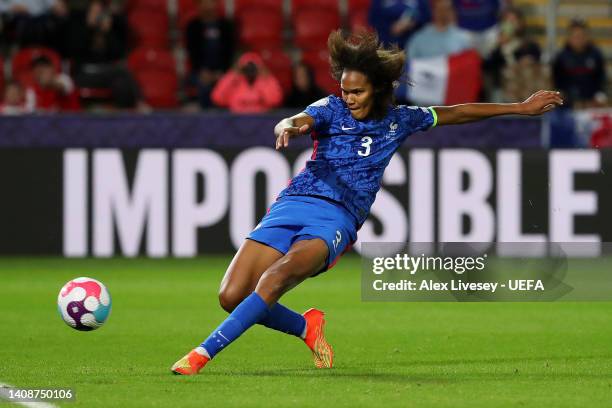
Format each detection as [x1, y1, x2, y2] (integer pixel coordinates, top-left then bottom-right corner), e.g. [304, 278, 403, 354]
[57, 277, 112, 331]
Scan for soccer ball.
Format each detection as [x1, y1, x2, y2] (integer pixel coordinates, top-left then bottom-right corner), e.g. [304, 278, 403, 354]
[57, 277, 112, 331]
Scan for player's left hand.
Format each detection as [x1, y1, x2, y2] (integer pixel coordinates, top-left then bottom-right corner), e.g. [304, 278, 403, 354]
[520, 90, 564, 115]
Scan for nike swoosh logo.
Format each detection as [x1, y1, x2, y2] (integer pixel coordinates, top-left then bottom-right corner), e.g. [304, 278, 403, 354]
[341, 125, 356, 131]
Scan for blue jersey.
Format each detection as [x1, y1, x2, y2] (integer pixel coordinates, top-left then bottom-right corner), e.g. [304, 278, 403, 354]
[277, 95, 437, 226]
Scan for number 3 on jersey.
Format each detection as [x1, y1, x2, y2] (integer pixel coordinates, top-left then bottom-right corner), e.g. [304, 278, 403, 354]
[357, 136, 373, 157]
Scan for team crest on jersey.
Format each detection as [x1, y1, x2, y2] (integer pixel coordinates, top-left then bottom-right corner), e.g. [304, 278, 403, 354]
[384, 121, 399, 140]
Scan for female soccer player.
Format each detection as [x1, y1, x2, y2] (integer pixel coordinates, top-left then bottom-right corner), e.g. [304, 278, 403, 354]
[171, 30, 563, 374]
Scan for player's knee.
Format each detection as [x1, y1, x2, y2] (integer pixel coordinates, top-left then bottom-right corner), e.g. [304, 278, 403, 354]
[218, 286, 245, 313]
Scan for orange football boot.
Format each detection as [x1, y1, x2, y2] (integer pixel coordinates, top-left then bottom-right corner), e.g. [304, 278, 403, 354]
[302, 308, 334, 368]
[171, 349, 209, 375]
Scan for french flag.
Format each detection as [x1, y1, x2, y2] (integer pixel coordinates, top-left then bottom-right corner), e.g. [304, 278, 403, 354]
[397, 50, 482, 105]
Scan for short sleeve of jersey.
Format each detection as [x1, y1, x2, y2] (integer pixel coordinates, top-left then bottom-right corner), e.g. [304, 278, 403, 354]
[397, 106, 438, 134]
[303, 95, 340, 132]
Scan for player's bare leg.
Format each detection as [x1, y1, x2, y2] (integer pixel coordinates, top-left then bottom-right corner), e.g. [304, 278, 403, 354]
[255, 239, 328, 304]
[171, 239, 328, 374]
[218, 239, 284, 312]
[255, 239, 334, 368]
[171, 240, 283, 375]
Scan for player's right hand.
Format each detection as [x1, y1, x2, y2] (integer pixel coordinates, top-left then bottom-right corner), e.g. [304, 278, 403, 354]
[275, 124, 310, 150]
[520, 90, 564, 115]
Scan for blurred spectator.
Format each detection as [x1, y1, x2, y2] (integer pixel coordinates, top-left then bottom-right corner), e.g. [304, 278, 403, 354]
[212, 52, 282, 113]
[502, 48, 550, 103]
[484, 7, 544, 101]
[368, 0, 431, 48]
[0, 0, 68, 48]
[61, 0, 128, 66]
[0, 81, 33, 114]
[285, 62, 326, 108]
[26, 55, 80, 111]
[407, 0, 471, 59]
[553, 20, 607, 109]
[60, 0, 143, 109]
[186, 0, 234, 108]
[453, 0, 501, 57]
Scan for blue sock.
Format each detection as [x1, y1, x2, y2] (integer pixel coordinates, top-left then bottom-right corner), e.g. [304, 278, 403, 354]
[259, 303, 306, 337]
[200, 292, 270, 359]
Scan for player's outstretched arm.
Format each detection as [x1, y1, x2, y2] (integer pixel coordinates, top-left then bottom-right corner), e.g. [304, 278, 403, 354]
[432, 90, 564, 126]
[274, 113, 315, 150]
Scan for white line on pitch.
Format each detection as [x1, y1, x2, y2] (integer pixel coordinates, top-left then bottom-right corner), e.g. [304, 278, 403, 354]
[0, 383, 58, 408]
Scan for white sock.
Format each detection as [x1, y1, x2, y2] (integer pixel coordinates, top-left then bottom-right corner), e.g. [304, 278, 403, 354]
[300, 321, 307, 339]
[194, 346, 211, 359]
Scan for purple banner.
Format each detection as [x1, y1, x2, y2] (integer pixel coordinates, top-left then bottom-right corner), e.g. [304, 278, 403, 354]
[0, 112, 542, 148]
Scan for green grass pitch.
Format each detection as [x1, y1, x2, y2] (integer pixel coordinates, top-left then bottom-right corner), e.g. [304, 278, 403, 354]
[0, 256, 611, 407]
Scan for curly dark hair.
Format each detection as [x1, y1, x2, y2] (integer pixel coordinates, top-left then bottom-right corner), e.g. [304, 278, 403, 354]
[328, 30, 406, 119]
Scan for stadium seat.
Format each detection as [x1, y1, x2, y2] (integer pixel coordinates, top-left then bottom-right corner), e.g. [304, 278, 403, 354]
[347, 0, 371, 14]
[177, 0, 198, 31]
[347, 0, 372, 33]
[301, 49, 339, 95]
[128, 47, 176, 73]
[348, 9, 372, 33]
[238, 10, 283, 50]
[128, 9, 169, 48]
[259, 48, 293, 93]
[177, 0, 226, 31]
[134, 71, 178, 108]
[293, 10, 340, 50]
[78, 87, 113, 102]
[291, 0, 339, 18]
[126, 0, 167, 14]
[235, 0, 282, 18]
[128, 48, 178, 108]
[11, 47, 62, 86]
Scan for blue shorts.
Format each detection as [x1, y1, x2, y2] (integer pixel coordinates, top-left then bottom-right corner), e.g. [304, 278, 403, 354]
[247, 196, 358, 273]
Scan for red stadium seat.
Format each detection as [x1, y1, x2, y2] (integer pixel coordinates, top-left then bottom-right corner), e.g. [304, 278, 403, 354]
[236, 0, 282, 10]
[128, 47, 176, 72]
[11, 47, 62, 86]
[312, 69, 338, 95]
[78, 87, 113, 100]
[349, 9, 372, 33]
[128, 9, 169, 48]
[301, 49, 329, 74]
[177, 0, 198, 31]
[128, 48, 178, 108]
[126, 0, 166, 13]
[134, 71, 178, 108]
[291, 0, 339, 18]
[259, 48, 293, 93]
[239, 10, 283, 50]
[301, 49, 338, 95]
[235, 0, 282, 18]
[293, 10, 340, 50]
[347, 0, 372, 32]
[348, 0, 371, 13]
[177, 0, 225, 31]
